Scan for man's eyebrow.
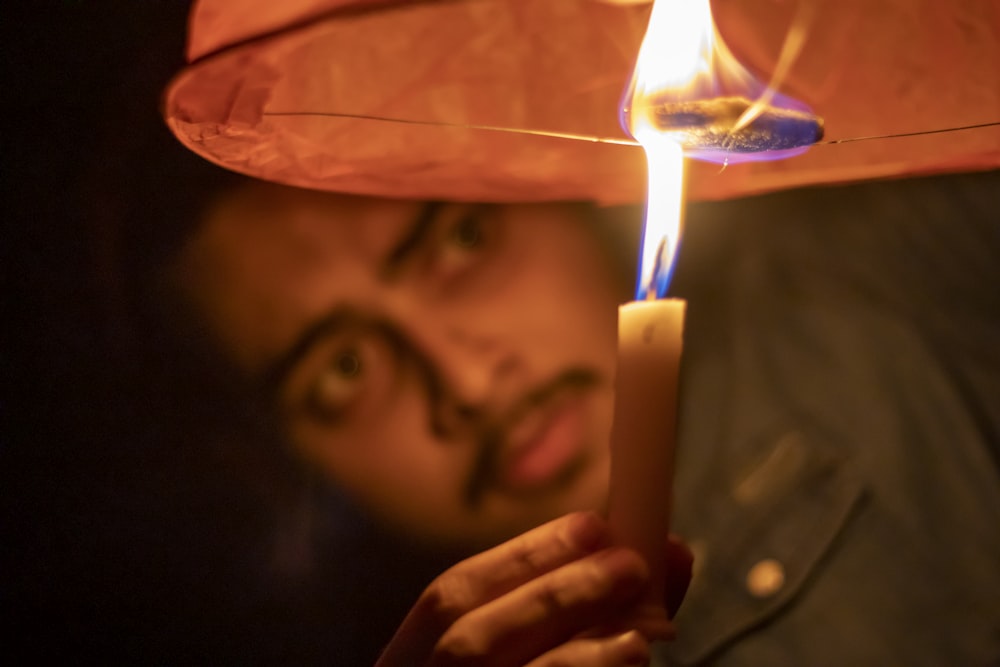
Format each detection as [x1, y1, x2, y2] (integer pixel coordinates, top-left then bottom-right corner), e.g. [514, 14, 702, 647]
[380, 201, 442, 278]
[261, 307, 358, 394]
[262, 203, 443, 393]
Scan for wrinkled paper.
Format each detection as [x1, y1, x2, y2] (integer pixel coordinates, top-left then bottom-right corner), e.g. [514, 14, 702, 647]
[164, 0, 1000, 203]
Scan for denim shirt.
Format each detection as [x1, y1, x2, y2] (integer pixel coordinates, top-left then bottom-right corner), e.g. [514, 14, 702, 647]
[654, 171, 1000, 666]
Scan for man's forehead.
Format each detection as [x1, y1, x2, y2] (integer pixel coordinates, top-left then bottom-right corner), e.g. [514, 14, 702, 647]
[205, 182, 420, 262]
[184, 182, 430, 373]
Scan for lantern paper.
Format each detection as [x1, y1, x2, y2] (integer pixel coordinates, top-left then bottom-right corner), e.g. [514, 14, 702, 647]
[163, 0, 1000, 204]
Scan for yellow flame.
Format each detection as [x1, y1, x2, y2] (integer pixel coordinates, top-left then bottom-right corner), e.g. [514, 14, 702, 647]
[634, 130, 683, 297]
[629, 0, 718, 102]
[626, 0, 746, 295]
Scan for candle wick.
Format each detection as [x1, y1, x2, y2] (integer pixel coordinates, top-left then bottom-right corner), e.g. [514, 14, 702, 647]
[641, 236, 673, 300]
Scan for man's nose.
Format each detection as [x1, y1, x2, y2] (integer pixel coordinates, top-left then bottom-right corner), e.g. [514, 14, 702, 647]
[405, 314, 521, 410]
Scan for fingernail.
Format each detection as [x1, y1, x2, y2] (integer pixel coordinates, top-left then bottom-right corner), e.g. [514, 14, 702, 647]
[622, 605, 676, 642]
[614, 630, 650, 666]
[639, 617, 676, 642]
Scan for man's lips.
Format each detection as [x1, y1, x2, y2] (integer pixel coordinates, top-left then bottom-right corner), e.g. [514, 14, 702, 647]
[461, 369, 600, 507]
[496, 394, 588, 492]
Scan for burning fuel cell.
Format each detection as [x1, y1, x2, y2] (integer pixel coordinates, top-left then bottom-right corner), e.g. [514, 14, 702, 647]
[648, 95, 825, 154]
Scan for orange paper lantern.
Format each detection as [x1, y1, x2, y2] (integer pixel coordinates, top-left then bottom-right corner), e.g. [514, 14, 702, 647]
[163, 0, 1000, 203]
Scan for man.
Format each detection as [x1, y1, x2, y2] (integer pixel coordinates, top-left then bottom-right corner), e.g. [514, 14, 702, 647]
[174, 182, 634, 550]
[170, 170, 1000, 665]
[171, 180, 690, 665]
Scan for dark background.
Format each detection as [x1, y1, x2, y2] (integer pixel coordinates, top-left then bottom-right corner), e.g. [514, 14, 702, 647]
[4, 1, 257, 661]
[3, 3, 446, 663]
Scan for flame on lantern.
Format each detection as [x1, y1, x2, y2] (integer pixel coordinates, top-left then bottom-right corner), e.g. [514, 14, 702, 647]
[622, 0, 816, 299]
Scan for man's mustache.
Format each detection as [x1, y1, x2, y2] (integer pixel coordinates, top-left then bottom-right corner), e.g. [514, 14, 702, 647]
[460, 368, 601, 508]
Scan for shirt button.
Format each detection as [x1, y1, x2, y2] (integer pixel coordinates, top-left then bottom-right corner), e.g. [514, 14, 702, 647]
[746, 558, 785, 597]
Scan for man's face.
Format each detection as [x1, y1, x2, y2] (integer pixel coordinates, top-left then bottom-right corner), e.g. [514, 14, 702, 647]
[182, 183, 629, 549]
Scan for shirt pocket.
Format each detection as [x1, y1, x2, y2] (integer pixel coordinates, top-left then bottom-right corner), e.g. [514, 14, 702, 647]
[662, 430, 866, 665]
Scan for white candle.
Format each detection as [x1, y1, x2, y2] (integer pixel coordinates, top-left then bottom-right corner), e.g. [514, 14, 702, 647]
[608, 297, 685, 612]
[612, 8, 689, 613]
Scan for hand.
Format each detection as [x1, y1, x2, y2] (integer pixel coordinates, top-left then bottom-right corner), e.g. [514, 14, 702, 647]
[376, 512, 693, 667]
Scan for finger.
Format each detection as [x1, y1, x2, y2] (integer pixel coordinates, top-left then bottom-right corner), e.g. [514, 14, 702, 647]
[598, 534, 692, 641]
[375, 512, 609, 667]
[664, 535, 694, 619]
[429, 547, 651, 667]
[441, 511, 611, 606]
[523, 630, 651, 667]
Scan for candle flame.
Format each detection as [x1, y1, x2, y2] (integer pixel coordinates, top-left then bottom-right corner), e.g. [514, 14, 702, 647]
[633, 130, 683, 299]
[622, 0, 819, 298]
[623, 0, 708, 298]
[627, 0, 719, 102]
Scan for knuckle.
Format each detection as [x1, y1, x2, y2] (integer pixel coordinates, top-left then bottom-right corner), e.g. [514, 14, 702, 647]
[508, 512, 600, 576]
[511, 539, 548, 573]
[418, 574, 474, 632]
[535, 576, 577, 616]
[573, 548, 647, 602]
[583, 556, 617, 591]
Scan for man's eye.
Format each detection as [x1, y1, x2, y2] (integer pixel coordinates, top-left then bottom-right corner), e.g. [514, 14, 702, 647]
[308, 347, 365, 421]
[449, 215, 483, 249]
[334, 349, 362, 378]
[430, 211, 491, 285]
